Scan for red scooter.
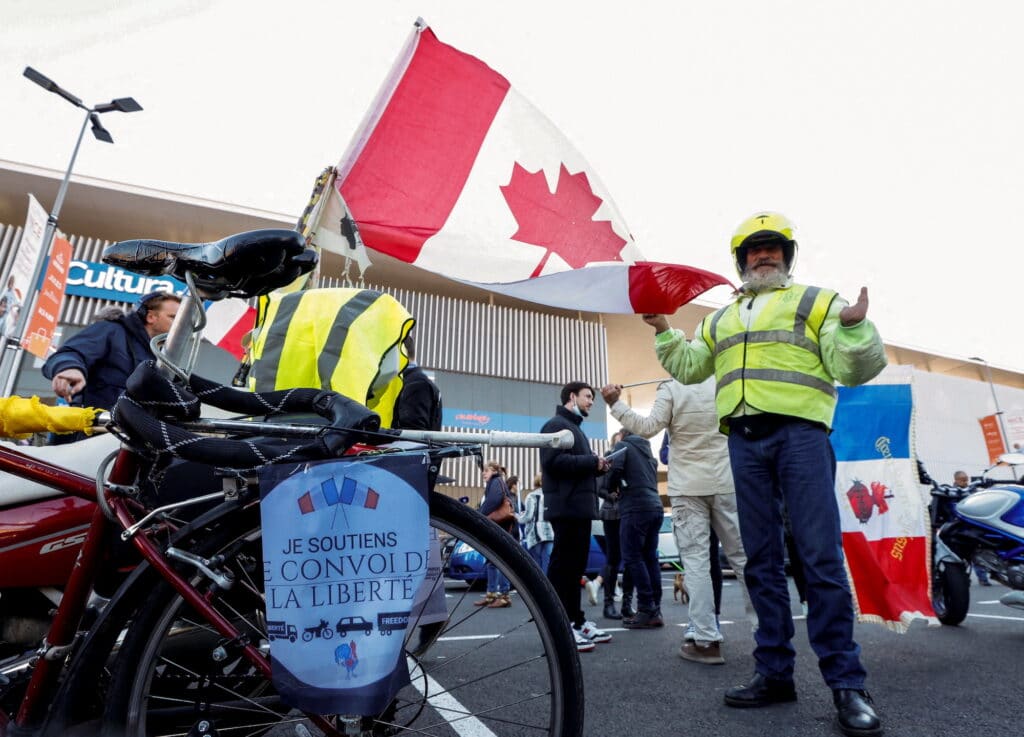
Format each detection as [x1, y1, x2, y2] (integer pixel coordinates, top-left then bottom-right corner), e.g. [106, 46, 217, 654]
[0, 436, 116, 663]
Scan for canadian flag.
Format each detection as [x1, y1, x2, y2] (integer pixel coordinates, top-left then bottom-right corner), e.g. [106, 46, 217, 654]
[326, 21, 729, 313]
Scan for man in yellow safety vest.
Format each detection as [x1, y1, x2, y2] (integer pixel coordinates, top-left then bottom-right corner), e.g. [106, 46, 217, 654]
[641, 212, 887, 737]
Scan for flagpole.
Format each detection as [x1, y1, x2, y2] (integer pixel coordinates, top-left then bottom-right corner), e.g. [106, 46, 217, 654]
[335, 19, 425, 182]
[618, 378, 669, 389]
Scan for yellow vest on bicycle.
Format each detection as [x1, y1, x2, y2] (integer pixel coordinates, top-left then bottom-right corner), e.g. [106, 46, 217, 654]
[247, 288, 414, 428]
[700, 284, 838, 428]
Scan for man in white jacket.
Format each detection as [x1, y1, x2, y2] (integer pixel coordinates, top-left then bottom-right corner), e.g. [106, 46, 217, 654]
[601, 377, 754, 664]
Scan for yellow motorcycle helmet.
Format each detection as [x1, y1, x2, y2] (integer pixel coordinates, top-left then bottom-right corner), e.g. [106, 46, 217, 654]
[730, 212, 797, 276]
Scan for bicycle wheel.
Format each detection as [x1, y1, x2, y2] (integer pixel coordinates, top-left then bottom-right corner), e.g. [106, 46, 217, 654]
[103, 491, 584, 737]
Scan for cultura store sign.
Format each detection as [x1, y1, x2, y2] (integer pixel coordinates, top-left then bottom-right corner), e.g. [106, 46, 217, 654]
[65, 260, 185, 301]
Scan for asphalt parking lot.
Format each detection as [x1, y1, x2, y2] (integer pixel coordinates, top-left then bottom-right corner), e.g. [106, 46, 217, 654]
[446, 572, 1024, 737]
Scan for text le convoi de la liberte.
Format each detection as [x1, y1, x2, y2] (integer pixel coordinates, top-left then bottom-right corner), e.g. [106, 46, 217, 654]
[265, 531, 428, 609]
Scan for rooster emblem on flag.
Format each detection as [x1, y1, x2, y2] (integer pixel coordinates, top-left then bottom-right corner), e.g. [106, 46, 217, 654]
[845, 479, 894, 524]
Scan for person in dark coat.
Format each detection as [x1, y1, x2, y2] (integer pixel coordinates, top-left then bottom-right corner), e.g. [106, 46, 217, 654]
[593, 430, 633, 620]
[42, 291, 180, 442]
[606, 429, 665, 629]
[539, 381, 613, 651]
[393, 334, 442, 431]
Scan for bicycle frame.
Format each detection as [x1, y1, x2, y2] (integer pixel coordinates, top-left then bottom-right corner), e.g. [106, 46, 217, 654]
[1, 426, 338, 733]
[1, 271, 574, 735]
[0, 441, 138, 731]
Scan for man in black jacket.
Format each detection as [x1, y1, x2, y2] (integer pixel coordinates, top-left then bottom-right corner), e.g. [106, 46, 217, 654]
[393, 335, 442, 431]
[42, 291, 180, 441]
[539, 381, 613, 652]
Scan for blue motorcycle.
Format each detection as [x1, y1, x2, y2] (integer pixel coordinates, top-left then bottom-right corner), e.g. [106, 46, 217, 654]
[930, 452, 1024, 625]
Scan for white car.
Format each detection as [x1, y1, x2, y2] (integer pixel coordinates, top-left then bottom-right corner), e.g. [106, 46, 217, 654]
[656, 513, 680, 568]
[593, 514, 681, 569]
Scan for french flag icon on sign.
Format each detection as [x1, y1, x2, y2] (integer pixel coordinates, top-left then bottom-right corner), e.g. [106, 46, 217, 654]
[297, 475, 380, 515]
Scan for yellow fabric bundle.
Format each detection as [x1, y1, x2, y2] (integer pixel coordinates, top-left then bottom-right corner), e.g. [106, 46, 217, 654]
[0, 396, 100, 439]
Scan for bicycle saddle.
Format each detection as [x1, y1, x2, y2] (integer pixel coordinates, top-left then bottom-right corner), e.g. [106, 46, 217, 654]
[102, 229, 318, 298]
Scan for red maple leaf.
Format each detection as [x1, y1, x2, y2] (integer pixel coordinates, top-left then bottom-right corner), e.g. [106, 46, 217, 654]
[500, 163, 627, 277]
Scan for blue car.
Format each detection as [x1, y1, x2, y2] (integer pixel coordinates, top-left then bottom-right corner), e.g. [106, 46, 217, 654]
[444, 532, 607, 584]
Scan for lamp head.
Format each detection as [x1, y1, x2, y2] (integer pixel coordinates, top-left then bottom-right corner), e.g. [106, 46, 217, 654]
[89, 113, 113, 143]
[93, 97, 143, 114]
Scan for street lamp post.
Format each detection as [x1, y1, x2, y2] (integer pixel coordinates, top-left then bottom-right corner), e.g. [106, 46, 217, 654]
[0, 68, 141, 396]
[969, 355, 1009, 454]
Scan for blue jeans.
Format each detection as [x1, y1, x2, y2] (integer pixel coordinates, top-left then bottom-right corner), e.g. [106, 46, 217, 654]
[529, 541, 553, 574]
[486, 561, 510, 594]
[619, 509, 663, 614]
[728, 420, 866, 689]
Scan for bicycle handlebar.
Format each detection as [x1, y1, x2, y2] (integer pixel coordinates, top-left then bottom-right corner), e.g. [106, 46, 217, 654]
[393, 428, 575, 449]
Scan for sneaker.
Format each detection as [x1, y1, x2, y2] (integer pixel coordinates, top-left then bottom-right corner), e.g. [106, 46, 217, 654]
[578, 620, 612, 643]
[622, 609, 662, 629]
[487, 593, 512, 608]
[585, 579, 600, 606]
[679, 640, 725, 665]
[620, 600, 636, 620]
[573, 627, 596, 652]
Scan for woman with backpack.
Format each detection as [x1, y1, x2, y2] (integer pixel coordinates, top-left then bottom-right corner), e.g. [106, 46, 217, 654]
[476, 460, 518, 608]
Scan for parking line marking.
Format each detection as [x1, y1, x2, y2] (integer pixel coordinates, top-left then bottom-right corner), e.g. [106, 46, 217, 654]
[966, 612, 1024, 622]
[408, 657, 497, 737]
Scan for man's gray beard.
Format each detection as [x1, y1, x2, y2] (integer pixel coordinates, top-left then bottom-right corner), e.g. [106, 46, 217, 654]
[741, 265, 789, 292]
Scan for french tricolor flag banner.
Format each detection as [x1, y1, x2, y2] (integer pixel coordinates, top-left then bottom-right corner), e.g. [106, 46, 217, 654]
[326, 20, 729, 313]
[831, 367, 937, 632]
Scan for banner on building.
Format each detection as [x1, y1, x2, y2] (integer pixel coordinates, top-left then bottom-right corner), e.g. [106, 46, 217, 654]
[831, 369, 937, 632]
[978, 414, 1006, 464]
[1, 195, 49, 340]
[22, 237, 72, 359]
[1002, 410, 1024, 454]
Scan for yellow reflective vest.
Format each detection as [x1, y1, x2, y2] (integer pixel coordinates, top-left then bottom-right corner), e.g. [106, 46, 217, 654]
[247, 288, 414, 427]
[699, 284, 839, 428]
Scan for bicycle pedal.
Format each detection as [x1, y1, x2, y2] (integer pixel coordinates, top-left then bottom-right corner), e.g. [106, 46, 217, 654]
[186, 718, 220, 737]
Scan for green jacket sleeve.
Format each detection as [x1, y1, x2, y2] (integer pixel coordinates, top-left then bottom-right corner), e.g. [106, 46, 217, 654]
[652, 326, 715, 385]
[818, 298, 887, 387]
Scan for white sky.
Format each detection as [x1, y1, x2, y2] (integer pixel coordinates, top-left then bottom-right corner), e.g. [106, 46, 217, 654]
[2, 0, 1021, 372]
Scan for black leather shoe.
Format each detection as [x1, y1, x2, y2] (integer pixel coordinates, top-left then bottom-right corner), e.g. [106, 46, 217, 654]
[603, 602, 621, 619]
[833, 689, 882, 736]
[723, 673, 797, 708]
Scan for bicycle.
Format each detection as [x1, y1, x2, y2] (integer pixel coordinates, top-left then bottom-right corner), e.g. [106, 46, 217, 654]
[0, 229, 584, 737]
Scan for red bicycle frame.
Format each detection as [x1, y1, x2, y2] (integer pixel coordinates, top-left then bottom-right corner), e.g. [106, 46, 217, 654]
[0, 442, 273, 732]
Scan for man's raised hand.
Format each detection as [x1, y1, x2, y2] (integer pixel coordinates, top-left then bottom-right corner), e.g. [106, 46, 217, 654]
[641, 314, 670, 333]
[839, 287, 870, 327]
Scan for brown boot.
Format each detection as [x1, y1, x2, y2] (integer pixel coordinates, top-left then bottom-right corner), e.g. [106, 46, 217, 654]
[679, 640, 725, 665]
